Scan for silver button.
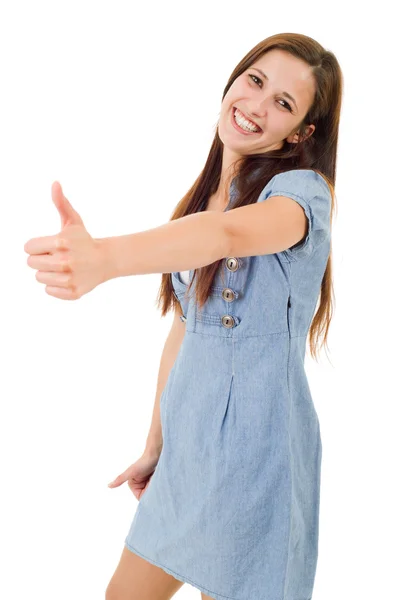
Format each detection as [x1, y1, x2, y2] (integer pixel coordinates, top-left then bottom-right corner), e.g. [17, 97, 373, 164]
[221, 315, 235, 328]
[226, 257, 239, 272]
[222, 288, 235, 302]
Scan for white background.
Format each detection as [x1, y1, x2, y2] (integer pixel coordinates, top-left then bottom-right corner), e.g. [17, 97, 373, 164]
[1, 0, 398, 598]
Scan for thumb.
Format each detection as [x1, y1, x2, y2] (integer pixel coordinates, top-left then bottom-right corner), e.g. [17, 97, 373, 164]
[51, 181, 84, 230]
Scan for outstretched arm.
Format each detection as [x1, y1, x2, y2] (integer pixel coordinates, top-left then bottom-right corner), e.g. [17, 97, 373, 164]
[24, 180, 308, 300]
[98, 195, 307, 281]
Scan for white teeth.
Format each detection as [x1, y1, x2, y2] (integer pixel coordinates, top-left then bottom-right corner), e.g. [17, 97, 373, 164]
[234, 109, 261, 133]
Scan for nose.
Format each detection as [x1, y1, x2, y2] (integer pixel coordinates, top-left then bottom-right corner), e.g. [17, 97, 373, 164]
[247, 97, 270, 120]
[247, 106, 267, 121]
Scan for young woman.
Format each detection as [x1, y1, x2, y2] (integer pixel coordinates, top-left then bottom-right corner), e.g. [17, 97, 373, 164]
[24, 32, 343, 600]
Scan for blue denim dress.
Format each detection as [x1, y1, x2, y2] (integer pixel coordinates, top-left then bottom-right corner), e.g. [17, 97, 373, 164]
[125, 168, 332, 600]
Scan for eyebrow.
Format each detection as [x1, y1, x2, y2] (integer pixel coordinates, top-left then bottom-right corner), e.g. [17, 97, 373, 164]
[251, 67, 298, 111]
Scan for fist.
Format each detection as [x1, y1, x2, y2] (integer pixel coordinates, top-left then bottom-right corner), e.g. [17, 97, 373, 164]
[24, 181, 106, 300]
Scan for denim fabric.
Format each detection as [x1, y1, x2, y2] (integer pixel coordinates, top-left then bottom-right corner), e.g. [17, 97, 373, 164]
[125, 169, 331, 600]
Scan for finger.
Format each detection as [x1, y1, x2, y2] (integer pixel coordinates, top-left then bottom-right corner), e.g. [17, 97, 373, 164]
[111, 471, 129, 487]
[35, 271, 75, 289]
[108, 479, 120, 488]
[45, 286, 80, 300]
[24, 235, 67, 255]
[52, 181, 84, 228]
[27, 253, 71, 272]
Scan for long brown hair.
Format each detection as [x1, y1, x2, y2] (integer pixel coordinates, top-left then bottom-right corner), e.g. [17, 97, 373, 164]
[156, 32, 343, 361]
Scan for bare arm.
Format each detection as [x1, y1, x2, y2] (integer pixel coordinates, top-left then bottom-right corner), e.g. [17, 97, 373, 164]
[143, 304, 186, 461]
[96, 197, 309, 282]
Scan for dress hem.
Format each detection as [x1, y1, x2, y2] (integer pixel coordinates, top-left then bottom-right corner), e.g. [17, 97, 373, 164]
[124, 539, 312, 600]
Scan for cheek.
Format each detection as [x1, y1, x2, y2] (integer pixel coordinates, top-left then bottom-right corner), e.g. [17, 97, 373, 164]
[270, 116, 290, 133]
[223, 81, 246, 106]
[222, 91, 236, 112]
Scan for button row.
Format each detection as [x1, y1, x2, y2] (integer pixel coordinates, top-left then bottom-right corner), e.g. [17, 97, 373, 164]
[175, 258, 241, 328]
[222, 257, 240, 328]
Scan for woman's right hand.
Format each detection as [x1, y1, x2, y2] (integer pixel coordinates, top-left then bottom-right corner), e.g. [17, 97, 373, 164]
[107, 451, 161, 500]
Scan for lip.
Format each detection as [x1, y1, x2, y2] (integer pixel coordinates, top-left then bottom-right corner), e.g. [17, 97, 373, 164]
[231, 107, 262, 135]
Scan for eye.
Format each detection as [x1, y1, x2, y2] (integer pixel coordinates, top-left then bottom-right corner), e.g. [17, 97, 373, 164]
[249, 74, 262, 87]
[277, 98, 293, 112]
[248, 74, 293, 113]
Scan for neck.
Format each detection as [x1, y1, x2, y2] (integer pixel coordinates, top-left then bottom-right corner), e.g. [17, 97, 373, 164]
[217, 148, 243, 198]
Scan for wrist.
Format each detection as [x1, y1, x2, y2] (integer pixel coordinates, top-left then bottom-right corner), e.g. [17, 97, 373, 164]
[95, 237, 119, 283]
[143, 441, 163, 461]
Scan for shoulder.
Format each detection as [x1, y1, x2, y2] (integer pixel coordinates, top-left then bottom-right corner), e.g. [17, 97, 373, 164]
[256, 169, 332, 220]
[263, 168, 331, 201]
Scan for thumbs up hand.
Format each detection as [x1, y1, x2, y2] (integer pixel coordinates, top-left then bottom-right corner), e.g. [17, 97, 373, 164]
[24, 181, 106, 300]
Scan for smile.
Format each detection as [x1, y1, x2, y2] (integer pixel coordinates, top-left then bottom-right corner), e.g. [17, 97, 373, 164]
[231, 107, 262, 135]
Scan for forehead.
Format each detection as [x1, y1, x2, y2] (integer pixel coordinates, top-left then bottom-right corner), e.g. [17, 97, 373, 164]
[251, 49, 315, 105]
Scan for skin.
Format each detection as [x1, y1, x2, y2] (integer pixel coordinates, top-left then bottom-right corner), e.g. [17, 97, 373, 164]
[214, 48, 317, 209]
[105, 544, 218, 600]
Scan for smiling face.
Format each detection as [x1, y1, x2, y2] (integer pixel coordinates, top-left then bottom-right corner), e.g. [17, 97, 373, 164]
[218, 48, 317, 172]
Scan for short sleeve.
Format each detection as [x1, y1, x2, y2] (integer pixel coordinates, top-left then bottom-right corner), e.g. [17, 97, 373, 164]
[257, 169, 332, 261]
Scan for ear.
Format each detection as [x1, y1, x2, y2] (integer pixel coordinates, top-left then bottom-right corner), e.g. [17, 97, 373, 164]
[287, 123, 315, 144]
